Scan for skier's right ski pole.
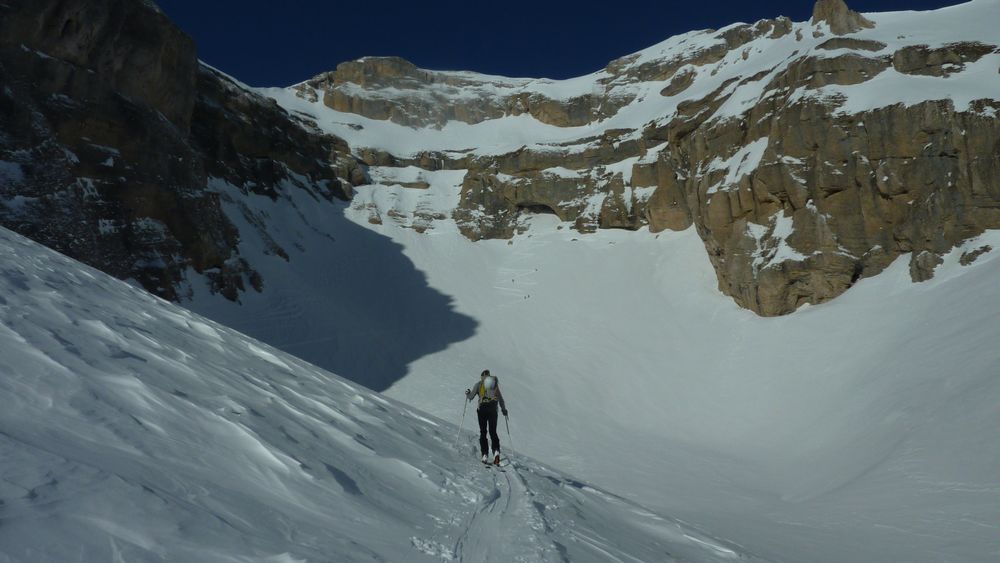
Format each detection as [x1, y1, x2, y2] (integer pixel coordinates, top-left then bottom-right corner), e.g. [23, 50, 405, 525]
[454, 398, 468, 448]
[503, 413, 513, 453]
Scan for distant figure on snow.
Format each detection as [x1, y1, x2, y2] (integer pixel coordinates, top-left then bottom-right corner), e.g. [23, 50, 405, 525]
[466, 369, 508, 465]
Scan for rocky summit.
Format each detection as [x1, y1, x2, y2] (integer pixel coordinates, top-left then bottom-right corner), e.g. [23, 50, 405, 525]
[2, 0, 999, 316]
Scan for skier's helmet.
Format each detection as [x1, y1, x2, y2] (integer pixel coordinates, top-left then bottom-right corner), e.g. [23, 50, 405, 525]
[481, 369, 490, 378]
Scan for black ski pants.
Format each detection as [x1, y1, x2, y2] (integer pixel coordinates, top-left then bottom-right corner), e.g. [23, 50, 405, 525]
[477, 401, 500, 456]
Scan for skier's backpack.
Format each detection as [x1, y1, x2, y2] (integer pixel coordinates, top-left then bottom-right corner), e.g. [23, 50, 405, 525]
[479, 375, 500, 402]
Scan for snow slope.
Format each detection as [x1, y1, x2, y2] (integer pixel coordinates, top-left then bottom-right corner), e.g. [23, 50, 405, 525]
[181, 167, 1000, 561]
[372, 215, 1000, 562]
[0, 226, 752, 562]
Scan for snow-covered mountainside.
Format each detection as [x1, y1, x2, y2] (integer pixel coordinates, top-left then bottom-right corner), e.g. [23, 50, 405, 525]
[269, 0, 1000, 316]
[3, 0, 1000, 561]
[0, 226, 749, 562]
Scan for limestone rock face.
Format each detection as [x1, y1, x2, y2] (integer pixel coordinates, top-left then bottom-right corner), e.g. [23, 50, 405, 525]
[811, 0, 875, 35]
[816, 38, 886, 52]
[671, 98, 1000, 314]
[892, 42, 997, 77]
[298, 57, 619, 129]
[194, 67, 356, 203]
[0, 0, 358, 302]
[0, 0, 198, 132]
[629, 36, 1000, 314]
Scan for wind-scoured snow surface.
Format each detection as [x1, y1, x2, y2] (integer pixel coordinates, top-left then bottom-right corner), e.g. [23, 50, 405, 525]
[0, 227, 752, 562]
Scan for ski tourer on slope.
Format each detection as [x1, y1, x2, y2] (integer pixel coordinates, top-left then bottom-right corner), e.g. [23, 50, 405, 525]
[466, 369, 508, 465]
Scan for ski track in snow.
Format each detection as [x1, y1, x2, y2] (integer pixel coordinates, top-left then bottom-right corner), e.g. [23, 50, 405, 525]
[493, 257, 541, 309]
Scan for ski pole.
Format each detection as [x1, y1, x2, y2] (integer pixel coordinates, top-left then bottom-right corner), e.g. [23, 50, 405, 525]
[503, 413, 513, 454]
[454, 398, 468, 448]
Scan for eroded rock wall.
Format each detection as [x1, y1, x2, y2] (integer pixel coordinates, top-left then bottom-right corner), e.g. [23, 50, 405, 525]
[0, 0, 359, 301]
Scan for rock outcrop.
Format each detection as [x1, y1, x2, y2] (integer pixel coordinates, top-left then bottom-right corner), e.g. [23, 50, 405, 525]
[0, 0, 360, 301]
[298, 57, 620, 129]
[669, 97, 1000, 314]
[892, 42, 996, 77]
[811, 0, 875, 35]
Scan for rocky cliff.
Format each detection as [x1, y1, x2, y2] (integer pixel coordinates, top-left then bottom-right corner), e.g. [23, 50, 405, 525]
[0, 0, 359, 301]
[281, 0, 1000, 315]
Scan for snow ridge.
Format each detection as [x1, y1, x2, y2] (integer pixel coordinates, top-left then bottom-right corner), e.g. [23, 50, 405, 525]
[266, 1, 1000, 159]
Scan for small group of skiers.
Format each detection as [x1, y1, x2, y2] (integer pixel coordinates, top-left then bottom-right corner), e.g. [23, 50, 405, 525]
[465, 369, 508, 465]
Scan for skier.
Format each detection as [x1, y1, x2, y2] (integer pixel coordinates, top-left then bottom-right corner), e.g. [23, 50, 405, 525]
[466, 369, 508, 465]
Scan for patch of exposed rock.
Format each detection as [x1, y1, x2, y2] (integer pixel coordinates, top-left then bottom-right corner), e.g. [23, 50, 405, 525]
[299, 57, 620, 129]
[892, 42, 997, 77]
[816, 38, 886, 52]
[960, 245, 992, 266]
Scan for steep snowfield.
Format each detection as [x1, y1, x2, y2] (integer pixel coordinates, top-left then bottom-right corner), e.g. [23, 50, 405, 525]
[0, 227, 751, 562]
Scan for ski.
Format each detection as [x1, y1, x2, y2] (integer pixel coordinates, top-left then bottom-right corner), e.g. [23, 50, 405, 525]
[479, 457, 508, 471]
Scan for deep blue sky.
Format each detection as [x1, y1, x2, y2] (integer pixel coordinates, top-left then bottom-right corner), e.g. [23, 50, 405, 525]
[156, 0, 964, 87]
